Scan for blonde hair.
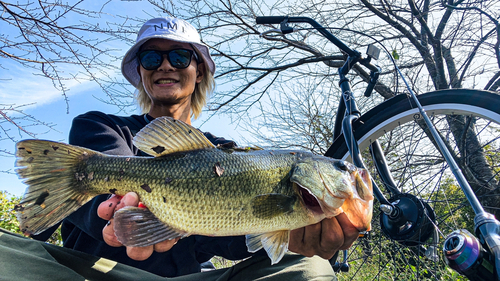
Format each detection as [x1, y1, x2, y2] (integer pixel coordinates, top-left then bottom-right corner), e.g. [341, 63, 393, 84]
[136, 59, 214, 120]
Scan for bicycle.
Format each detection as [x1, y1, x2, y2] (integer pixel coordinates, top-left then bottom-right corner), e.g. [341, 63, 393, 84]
[256, 16, 500, 281]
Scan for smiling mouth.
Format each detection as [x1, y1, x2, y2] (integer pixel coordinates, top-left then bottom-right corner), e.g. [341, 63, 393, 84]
[155, 79, 178, 84]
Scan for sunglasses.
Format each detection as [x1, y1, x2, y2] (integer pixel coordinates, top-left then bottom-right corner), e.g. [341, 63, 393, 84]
[137, 49, 199, 70]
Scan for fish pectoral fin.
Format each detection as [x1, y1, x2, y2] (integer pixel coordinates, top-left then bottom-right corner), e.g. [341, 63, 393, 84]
[114, 206, 188, 247]
[133, 116, 215, 157]
[246, 231, 290, 265]
[250, 194, 296, 219]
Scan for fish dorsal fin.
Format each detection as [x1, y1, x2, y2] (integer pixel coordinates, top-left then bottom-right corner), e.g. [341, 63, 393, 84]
[133, 116, 215, 157]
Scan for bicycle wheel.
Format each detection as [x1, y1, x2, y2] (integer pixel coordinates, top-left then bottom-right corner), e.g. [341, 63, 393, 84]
[328, 89, 500, 280]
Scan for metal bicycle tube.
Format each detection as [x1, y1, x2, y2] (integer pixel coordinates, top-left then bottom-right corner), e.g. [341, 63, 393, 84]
[286, 17, 358, 57]
[332, 95, 346, 141]
[369, 141, 401, 195]
[342, 115, 389, 205]
[338, 61, 390, 205]
[397, 82, 484, 215]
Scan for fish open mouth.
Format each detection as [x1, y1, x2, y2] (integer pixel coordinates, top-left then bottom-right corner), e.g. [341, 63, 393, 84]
[298, 184, 324, 215]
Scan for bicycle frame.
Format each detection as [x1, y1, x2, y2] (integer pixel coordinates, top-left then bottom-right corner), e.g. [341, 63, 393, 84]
[256, 15, 500, 280]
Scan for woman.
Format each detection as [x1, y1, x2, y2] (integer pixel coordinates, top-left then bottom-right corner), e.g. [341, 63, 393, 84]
[6, 17, 360, 280]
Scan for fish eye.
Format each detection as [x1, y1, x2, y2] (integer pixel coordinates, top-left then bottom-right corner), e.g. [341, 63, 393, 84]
[335, 160, 349, 171]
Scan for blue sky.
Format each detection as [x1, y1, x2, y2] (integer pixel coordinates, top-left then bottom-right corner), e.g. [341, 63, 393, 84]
[1, 73, 248, 197]
[0, 1, 251, 196]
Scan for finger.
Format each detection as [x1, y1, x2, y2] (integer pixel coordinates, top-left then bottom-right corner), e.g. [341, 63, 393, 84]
[303, 221, 322, 248]
[335, 213, 359, 250]
[97, 195, 122, 220]
[289, 227, 305, 254]
[154, 237, 180, 253]
[320, 217, 345, 250]
[127, 245, 154, 261]
[116, 192, 139, 210]
[102, 219, 123, 247]
[297, 222, 323, 257]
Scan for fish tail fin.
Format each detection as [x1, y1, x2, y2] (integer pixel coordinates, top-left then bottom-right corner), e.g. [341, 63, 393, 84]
[15, 140, 99, 235]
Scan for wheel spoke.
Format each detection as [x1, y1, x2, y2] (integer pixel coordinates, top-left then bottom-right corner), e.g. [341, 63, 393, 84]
[330, 90, 500, 280]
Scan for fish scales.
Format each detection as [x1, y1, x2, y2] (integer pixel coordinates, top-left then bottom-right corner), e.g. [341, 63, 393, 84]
[15, 116, 373, 264]
[79, 149, 309, 236]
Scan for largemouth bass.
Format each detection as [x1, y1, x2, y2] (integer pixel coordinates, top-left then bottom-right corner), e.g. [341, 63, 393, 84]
[14, 116, 373, 264]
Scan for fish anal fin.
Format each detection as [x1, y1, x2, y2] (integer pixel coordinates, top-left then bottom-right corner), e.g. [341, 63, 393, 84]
[250, 194, 296, 219]
[114, 206, 187, 247]
[246, 231, 289, 265]
[133, 117, 215, 157]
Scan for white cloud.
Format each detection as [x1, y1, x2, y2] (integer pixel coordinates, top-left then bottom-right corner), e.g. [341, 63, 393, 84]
[0, 60, 122, 110]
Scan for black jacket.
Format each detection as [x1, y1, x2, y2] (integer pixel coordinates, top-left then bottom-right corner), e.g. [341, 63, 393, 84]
[34, 111, 254, 277]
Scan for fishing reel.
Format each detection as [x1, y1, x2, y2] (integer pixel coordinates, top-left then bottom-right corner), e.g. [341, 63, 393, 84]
[380, 195, 500, 280]
[444, 229, 496, 281]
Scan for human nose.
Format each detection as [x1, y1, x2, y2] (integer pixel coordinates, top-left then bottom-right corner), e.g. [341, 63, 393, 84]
[157, 55, 175, 72]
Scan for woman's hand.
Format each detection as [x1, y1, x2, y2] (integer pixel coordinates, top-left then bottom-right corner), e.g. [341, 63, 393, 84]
[289, 213, 359, 260]
[97, 192, 179, 261]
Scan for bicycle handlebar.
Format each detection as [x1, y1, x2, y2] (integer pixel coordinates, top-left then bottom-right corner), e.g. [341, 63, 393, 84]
[256, 16, 287, 24]
[255, 16, 381, 74]
[364, 80, 377, 97]
[364, 70, 380, 97]
[256, 16, 358, 57]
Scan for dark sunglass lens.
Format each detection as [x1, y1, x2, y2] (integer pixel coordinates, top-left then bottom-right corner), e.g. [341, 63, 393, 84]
[168, 49, 192, 68]
[140, 51, 163, 70]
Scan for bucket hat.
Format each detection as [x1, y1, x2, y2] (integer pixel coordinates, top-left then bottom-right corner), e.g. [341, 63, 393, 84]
[121, 17, 215, 88]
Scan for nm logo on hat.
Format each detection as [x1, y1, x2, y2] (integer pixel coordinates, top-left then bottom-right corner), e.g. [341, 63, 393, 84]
[153, 22, 185, 33]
